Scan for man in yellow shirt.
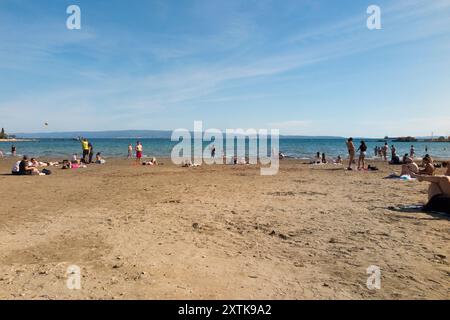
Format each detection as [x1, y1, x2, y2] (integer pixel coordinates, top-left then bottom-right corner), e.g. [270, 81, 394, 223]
[81, 138, 90, 163]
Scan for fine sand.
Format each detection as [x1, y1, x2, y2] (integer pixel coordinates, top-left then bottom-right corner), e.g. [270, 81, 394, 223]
[0, 157, 448, 299]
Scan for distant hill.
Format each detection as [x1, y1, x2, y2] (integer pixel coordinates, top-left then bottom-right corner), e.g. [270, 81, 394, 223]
[13, 130, 173, 139]
[279, 135, 345, 139]
[13, 130, 346, 140]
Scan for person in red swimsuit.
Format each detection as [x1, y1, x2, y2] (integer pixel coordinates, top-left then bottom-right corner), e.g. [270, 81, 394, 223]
[135, 141, 143, 164]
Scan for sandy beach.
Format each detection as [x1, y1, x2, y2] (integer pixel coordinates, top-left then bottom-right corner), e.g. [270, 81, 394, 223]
[0, 157, 448, 300]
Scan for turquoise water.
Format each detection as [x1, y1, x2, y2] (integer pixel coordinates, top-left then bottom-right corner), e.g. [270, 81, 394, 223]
[1, 138, 449, 160]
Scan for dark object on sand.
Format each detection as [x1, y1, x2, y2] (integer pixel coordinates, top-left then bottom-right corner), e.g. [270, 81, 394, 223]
[423, 194, 450, 215]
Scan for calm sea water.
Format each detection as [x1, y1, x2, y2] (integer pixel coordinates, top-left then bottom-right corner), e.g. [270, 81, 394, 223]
[1, 138, 449, 160]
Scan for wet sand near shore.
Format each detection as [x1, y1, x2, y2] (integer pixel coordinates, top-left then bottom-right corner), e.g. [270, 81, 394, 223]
[0, 158, 448, 299]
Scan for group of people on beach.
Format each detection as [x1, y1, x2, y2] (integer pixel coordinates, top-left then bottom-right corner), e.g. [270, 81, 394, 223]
[344, 137, 450, 213]
[346, 138, 426, 171]
[410, 159, 450, 214]
[312, 152, 343, 165]
[345, 138, 368, 170]
[127, 141, 159, 166]
[11, 156, 57, 175]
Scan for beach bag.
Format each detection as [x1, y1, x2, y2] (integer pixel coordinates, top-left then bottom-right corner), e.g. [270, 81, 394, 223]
[42, 168, 52, 175]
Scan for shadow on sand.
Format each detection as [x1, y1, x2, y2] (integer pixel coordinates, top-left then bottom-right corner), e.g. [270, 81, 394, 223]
[387, 205, 450, 221]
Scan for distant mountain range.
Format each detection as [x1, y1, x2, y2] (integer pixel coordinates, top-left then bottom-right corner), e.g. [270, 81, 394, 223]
[13, 130, 174, 139]
[13, 130, 346, 139]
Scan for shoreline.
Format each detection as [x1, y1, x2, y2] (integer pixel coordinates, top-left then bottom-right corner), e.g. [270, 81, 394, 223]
[0, 139, 37, 142]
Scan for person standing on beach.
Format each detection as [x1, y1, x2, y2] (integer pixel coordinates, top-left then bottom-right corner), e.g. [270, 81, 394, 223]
[11, 144, 16, 156]
[322, 153, 328, 164]
[88, 141, 94, 164]
[127, 144, 133, 158]
[135, 141, 143, 164]
[382, 143, 389, 161]
[443, 161, 450, 176]
[211, 145, 216, 159]
[391, 145, 397, 161]
[346, 138, 355, 170]
[81, 138, 90, 163]
[410, 145, 415, 158]
[357, 141, 368, 170]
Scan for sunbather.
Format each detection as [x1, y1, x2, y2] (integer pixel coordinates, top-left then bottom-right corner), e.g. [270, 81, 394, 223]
[419, 155, 435, 176]
[400, 157, 419, 176]
[413, 173, 450, 214]
[15, 156, 40, 175]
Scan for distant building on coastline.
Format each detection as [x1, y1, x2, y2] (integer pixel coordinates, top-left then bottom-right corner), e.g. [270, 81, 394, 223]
[392, 136, 418, 142]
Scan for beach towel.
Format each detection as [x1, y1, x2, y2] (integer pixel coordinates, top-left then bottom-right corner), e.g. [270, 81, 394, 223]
[384, 174, 416, 181]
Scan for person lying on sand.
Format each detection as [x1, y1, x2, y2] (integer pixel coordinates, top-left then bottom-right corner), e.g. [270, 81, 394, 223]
[182, 159, 198, 167]
[29, 158, 49, 167]
[413, 173, 450, 214]
[143, 157, 158, 166]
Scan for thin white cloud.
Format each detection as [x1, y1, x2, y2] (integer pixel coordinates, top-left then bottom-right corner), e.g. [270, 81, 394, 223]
[1, 0, 450, 133]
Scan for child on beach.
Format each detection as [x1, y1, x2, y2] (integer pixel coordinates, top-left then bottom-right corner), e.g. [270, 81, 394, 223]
[128, 144, 133, 158]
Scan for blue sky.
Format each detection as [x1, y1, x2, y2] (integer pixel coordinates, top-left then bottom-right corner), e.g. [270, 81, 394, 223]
[1, 0, 450, 137]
